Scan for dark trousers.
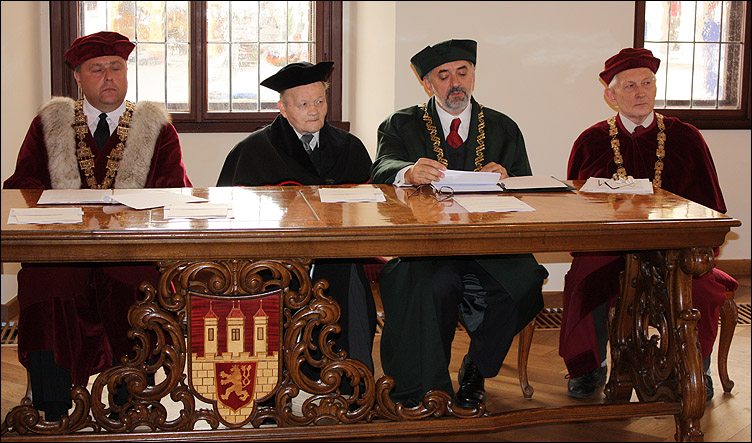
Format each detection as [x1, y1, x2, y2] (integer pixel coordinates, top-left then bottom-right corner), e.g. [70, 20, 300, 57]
[431, 260, 519, 379]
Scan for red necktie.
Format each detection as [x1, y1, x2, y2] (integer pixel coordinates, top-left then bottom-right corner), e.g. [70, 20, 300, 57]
[634, 125, 645, 134]
[447, 118, 462, 148]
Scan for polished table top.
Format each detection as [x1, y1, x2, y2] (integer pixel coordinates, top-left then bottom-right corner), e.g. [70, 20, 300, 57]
[1, 183, 739, 263]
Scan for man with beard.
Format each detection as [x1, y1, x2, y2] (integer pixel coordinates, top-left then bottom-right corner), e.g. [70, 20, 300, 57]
[370, 39, 548, 408]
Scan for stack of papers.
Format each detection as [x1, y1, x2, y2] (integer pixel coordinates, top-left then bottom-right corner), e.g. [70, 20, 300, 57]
[36, 189, 208, 209]
[578, 177, 654, 194]
[427, 170, 571, 193]
[319, 186, 386, 203]
[8, 207, 83, 224]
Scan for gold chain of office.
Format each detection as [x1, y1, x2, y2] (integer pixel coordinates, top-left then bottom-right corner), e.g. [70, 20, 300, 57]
[74, 100, 134, 189]
[421, 103, 486, 171]
[608, 112, 666, 188]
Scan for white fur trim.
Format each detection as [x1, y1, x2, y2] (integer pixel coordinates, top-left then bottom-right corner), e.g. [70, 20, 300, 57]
[39, 99, 170, 189]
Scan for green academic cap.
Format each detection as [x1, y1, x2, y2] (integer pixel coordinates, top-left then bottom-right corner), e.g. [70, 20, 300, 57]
[410, 39, 477, 79]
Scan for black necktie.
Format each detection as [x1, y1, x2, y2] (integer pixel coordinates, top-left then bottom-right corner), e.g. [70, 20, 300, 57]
[301, 134, 314, 154]
[94, 113, 110, 150]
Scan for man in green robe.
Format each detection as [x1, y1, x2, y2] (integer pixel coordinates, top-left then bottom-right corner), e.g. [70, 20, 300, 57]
[370, 39, 548, 408]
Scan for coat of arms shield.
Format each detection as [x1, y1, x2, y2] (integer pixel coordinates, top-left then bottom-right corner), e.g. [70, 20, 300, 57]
[188, 293, 281, 425]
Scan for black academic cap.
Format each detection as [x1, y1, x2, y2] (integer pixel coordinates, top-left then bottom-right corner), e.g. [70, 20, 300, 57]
[260, 61, 335, 93]
[410, 39, 477, 79]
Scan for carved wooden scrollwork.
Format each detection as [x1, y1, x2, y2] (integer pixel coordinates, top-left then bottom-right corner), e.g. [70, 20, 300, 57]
[2, 258, 485, 437]
[606, 248, 711, 441]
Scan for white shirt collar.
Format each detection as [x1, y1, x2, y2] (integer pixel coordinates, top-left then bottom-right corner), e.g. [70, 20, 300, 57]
[619, 112, 654, 134]
[291, 128, 320, 151]
[82, 98, 126, 136]
[435, 100, 472, 142]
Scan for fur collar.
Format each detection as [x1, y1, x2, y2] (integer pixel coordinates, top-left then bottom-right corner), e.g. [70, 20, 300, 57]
[39, 97, 170, 188]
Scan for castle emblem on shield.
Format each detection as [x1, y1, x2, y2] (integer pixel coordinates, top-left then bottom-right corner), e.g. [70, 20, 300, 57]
[188, 294, 280, 424]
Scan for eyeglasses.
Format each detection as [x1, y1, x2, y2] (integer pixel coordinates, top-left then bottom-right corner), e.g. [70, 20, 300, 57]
[407, 184, 454, 202]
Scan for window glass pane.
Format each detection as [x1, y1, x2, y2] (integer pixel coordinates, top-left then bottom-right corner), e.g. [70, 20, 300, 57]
[137, 1, 165, 42]
[231, 43, 259, 111]
[670, 1, 697, 43]
[259, 1, 286, 42]
[111, 1, 136, 38]
[665, 43, 694, 107]
[207, 1, 230, 42]
[260, 42, 286, 110]
[208, 43, 230, 111]
[693, 42, 720, 106]
[231, 1, 258, 42]
[288, 1, 311, 41]
[166, 2, 189, 42]
[695, 1, 722, 42]
[645, 1, 670, 41]
[137, 43, 166, 102]
[719, 43, 742, 107]
[167, 43, 189, 111]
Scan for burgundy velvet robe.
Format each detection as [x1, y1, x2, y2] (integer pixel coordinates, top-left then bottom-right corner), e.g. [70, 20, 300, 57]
[559, 113, 727, 378]
[4, 115, 191, 386]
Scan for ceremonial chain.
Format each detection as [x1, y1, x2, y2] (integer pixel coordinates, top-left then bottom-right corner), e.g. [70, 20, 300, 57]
[421, 103, 486, 171]
[607, 112, 665, 188]
[74, 100, 134, 189]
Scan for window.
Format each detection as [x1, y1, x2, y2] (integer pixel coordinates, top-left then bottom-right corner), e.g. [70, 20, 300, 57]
[50, 1, 345, 132]
[635, 1, 750, 129]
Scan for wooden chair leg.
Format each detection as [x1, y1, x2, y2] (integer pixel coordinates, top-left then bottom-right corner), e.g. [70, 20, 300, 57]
[717, 289, 737, 393]
[518, 319, 535, 399]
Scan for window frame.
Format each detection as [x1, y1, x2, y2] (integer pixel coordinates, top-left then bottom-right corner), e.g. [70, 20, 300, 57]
[634, 1, 751, 129]
[49, 1, 345, 133]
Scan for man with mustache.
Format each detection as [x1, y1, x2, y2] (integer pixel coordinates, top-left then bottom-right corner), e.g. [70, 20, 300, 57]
[559, 48, 729, 403]
[370, 39, 548, 408]
[4, 31, 192, 421]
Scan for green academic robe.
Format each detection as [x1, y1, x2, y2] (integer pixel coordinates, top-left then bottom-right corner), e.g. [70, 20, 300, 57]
[370, 97, 548, 405]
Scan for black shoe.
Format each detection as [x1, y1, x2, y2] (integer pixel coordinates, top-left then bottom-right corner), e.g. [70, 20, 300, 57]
[455, 357, 485, 409]
[705, 373, 714, 405]
[567, 366, 607, 399]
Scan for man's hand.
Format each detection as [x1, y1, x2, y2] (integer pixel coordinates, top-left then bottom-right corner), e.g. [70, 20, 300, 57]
[405, 158, 446, 185]
[480, 162, 509, 179]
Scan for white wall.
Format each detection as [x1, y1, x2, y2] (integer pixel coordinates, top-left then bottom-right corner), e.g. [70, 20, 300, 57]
[2, 1, 750, 292]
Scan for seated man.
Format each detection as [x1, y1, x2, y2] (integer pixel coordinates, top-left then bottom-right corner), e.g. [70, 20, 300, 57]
[370, 39, 548, 408]
[3, 31, 192, 421]
[216, 61, 377, 379]
[559, 48, 728, 403]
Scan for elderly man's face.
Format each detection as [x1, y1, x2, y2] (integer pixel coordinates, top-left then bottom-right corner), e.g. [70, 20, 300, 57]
[423, 60, 475, 115]
[278, 82, 328, 134]
[605, 67, 657, 125]
[74, 55, 128, 113]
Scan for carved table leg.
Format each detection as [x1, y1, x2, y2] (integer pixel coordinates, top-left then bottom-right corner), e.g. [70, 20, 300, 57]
[606, 249, 713, 442]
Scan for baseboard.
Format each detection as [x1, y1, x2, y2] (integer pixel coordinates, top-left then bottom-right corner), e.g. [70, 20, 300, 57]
[716, 259, 751, 278]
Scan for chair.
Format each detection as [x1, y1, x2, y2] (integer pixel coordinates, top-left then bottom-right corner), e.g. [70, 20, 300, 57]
[711, 267, 739, 393]
[363, 257, 537, 399]
[516, 267, 740, 398]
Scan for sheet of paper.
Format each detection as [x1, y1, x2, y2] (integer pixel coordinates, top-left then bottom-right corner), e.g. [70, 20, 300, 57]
[579, 177, 654, 194]
[452, 195, 535, 213]
[319, 186, 386, 203]
[164, 203, 234, 219]
[103, 189, 208, 209]
[7, 207, 83, 224]
[37, 189, 114, 204]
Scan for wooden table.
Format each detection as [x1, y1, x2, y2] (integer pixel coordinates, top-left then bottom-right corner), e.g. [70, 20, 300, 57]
[1, 184, 739, 442]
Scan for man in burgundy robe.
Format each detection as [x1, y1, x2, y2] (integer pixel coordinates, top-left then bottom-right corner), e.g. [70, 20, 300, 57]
[559, 48, 727, 403]
[3, 31, 191, 421]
